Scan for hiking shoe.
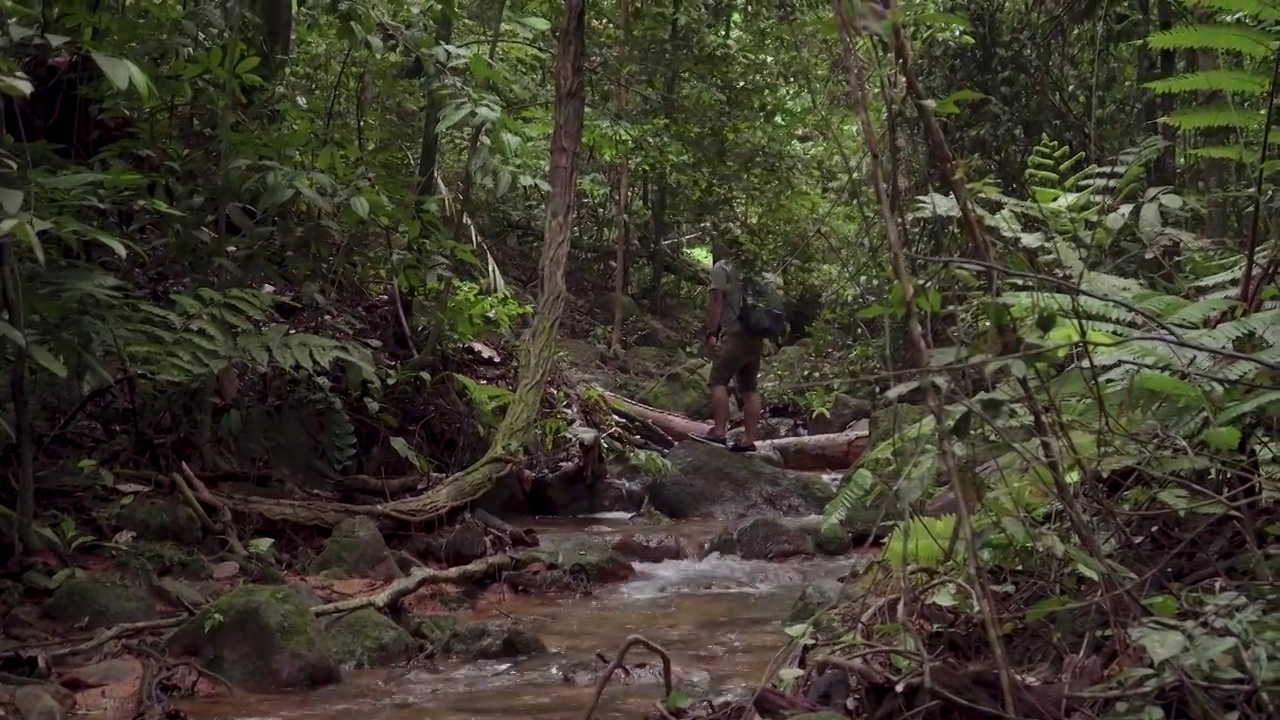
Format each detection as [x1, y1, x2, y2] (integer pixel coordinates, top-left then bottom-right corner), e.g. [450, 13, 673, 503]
[728, 441, 757, 453]
[690, 431, 727, 447]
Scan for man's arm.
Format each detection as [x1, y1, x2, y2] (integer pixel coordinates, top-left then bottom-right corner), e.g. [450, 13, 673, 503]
[706, 263, 728, 338]
[705, 288, 724, 338]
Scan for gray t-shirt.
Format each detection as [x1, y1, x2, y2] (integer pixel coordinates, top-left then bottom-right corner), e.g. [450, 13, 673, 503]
[710, 259, 742, 334]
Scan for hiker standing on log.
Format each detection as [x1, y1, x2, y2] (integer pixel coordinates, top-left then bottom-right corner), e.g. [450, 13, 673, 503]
[694, 241, 788, 452]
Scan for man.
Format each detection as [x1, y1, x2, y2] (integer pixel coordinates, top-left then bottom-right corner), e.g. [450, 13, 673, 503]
[693, 254, 765, 452]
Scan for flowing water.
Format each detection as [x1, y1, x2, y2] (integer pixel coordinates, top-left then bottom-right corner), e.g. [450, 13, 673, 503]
[181, 514, 858, 720]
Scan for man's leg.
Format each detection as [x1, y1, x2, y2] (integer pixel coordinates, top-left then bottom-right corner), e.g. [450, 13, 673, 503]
[710, 384, 732, 437]
[701, 335, 746, 443]
[732, 339, 764, 450]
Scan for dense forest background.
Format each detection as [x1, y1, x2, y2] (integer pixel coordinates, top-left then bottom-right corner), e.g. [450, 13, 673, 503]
[0, 0, 1276, 718]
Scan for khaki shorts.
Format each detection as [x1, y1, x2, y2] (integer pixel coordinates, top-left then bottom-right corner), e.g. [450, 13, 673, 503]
[708, 331, 764, 393]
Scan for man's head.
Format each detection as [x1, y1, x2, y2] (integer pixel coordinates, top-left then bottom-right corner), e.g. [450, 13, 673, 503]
[711, 238, 732, 264]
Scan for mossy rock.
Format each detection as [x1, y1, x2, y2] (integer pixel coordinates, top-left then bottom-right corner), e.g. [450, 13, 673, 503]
[514, 537, 634, 583]
[308, 517, 402, 581]
[325, 608, 418, 669]
[406, 612, 464, 656]
[786, 518, 851, 556]
[120, 541, 210, 578]
[44, 574, 157, 630]
[115, 498, 202, 545]
[167, 584, 339, 692]
[443, 620, 546, 661]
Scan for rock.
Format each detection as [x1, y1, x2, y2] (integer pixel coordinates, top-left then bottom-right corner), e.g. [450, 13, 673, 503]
[324, 609, 418, 669]
[438, 520, 489, 567]
[788, 713, 847, 720]
[308, 517, 402, 582]
[406, 613, 463, 656]
[115, 498, 202, 545]
[785, 517, 852, 556]
[610, 533, 690, 563]
[443, 621, 546, 661]
[597, 478, 645, 513]
[787, 580, 842, 623]
[209, 561, 240, 580]
[152, 577, 207, 610]
[44, 574, 156, 630]
[809, 393, 873, 435]
[57, 659, 138, 690]
[167, 585, 340, 692]
[708, 517, 813, 561]
[645, 441, 835, 520]
[12, 686, 64, 720]
[556, 656, 711, 690]
[287, 580, 326, 608]
[514, 536, 634, 583]
[126, 541, 209, 578]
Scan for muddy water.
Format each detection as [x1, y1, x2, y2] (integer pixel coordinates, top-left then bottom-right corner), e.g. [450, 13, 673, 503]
[183, 515, 856, 720]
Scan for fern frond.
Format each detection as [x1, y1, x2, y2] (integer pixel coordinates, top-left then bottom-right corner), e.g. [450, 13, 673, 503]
[824, 467, 878, 527]
[1146, 24, 1276, 57]
[1145, 68, 1271, 95]
[1184, 0, 1280, 22]
[884, 514, 957, 569]
[1163, 105, 1263, 131]
[1188, 145, 1257, 162]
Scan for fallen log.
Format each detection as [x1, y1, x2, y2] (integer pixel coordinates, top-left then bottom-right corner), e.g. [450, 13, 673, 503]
[603, 390, 869, 470]
[761, 430, 870, 471]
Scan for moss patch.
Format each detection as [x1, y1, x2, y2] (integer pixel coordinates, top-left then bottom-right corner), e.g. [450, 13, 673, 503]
[44, 574, 156, 630]
[325, 609, 418, 669]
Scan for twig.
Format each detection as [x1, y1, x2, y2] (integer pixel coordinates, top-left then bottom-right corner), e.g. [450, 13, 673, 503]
[580, 634, 673, 720]
[312, 553, 513, 616]
[48, 618, 186, 660]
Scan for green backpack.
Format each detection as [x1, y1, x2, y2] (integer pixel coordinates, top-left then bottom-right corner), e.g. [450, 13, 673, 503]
[738, 273, 788, 339]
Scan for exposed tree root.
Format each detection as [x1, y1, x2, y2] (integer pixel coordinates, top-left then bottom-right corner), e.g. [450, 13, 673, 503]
[311, 553, 513, 616]
[581, 634, 674, 720]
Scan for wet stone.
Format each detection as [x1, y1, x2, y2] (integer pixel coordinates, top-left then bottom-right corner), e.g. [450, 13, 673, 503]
[325, 608, 419, 669]
[443, 620, 546, 661]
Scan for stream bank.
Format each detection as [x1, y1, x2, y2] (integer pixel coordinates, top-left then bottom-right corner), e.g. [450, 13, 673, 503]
[177, 519, 867, 720]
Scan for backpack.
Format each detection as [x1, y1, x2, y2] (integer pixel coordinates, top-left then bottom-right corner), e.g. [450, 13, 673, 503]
[738, 273, 788, 339]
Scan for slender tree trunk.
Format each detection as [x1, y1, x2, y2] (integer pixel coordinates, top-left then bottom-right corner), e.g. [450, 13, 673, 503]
[0, 239, 35, 557]
[609, 0, 631, 353]
[386, 0, 589, 521]
[417, 3, 455, 196]
[647, 0, 681, 311]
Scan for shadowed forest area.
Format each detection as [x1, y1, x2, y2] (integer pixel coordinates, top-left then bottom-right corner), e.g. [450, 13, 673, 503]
[0, 1, 1277, 720]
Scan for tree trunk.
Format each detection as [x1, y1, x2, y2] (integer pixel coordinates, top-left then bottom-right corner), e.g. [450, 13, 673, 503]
[0, 238, 35, 556]
[608, 0, 631, 353]
[646, 0, 681, 311]
[385, 0, 588, 522]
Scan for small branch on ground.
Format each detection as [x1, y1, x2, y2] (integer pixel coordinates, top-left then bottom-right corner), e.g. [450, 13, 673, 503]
[312, 553, 513, 616]
[581, 634, 673, 720]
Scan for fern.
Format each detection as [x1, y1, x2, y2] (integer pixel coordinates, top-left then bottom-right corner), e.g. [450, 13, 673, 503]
[883, 515, 957, 569]
[1146, 24, 1275, 57]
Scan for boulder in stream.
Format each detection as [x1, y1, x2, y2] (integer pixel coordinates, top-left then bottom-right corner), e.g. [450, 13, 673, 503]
[443, 620, 547, 661]
[307, 517, 402, 581]
[325, 608, 419, 669]
[645, 441, 835, 519]
[44, 573, 157, 630]
[513, 536, 634, 583]
[556, 655, 711, 691]
[785, 517, 852, 556]
[610, 532, 691, 563]
[167, 584, 340, 692]
[708, 517, 813, 560]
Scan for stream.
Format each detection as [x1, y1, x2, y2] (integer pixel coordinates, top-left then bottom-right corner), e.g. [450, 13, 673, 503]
[181, 513, 858, 720]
